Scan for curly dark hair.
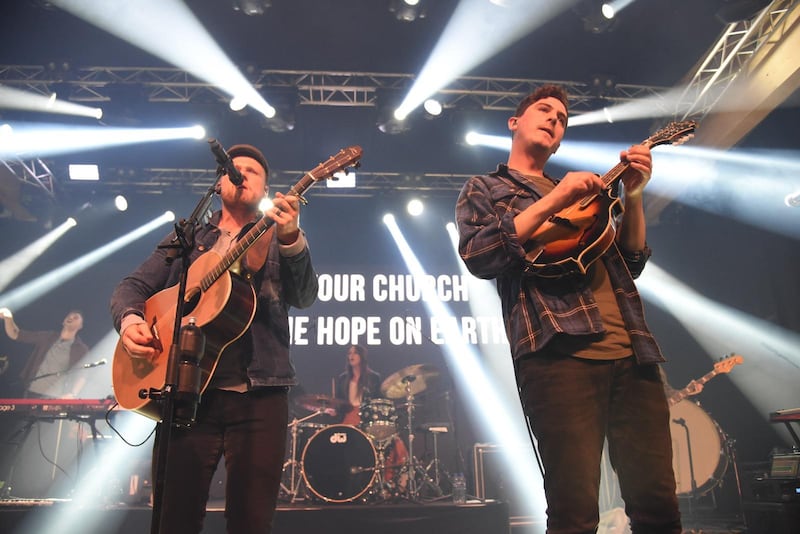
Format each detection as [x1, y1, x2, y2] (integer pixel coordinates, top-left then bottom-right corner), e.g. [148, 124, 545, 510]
[514, 84, 570, 121]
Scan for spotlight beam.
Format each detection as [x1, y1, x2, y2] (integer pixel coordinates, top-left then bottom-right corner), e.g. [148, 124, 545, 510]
[0, 123, 205, 159]
[638, 263, 800, 446]
[0, 218, 76, 292]
[384, 215, 546, 518]
[0, 85, 102, 119]
[0, 212, 174, 311]
[51, 0, 275, 118]
[394, 0, 579, 119]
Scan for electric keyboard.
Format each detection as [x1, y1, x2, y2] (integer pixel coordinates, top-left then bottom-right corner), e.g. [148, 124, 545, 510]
[0, 397, 116, 419]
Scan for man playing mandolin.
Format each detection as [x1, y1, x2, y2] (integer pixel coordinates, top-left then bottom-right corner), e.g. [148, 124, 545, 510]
[110, 144, 319, 534]
[456, 85, 685, 533]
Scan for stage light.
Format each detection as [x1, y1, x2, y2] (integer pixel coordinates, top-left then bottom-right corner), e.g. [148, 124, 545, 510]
[423, 98, 443, 117]
[229, 96, 248, 111]
[377, 93, 411, 134]
[68, 164, 100, 181]
[259, 196, 274, 213]
[464, 131, 511, 151]
[785, 190, 800, 207]
[232, 0, 271, 16]
[602, 0, 637, 19]
[573, 0, 618, 33]
[390, 0, 426, 22]
[407, 198, 424, 216]
[114, 195, 128, 211]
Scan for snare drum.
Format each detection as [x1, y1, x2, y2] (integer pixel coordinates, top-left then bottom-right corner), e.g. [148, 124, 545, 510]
[302, 424, 377, 503]
[669, 400, 729, 496]
[359, 398, 398, 442]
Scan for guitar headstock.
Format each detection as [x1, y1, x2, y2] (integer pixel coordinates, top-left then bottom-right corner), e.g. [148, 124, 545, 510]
[644, 120, 698, 149]
[714, 353, 744, 374]
[308, 146, 363, 183]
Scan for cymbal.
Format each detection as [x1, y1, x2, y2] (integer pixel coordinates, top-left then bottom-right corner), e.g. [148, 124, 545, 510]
[295, 394, 349, 413]
[381, 364, 440, 399]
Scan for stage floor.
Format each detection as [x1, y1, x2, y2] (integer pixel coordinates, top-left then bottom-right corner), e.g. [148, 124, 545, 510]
[0, 499, 511, 534]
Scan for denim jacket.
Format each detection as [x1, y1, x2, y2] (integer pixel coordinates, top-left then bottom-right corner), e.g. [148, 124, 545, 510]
[456, 164, 664, 364]
[110, 211, 318, 387]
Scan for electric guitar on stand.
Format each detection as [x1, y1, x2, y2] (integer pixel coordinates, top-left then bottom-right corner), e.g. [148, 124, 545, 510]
[524, 120, 697, 278]
[112, 146, 363, 421]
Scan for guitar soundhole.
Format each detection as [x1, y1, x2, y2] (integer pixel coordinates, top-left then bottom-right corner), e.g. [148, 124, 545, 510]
[183, 288, 201, 316]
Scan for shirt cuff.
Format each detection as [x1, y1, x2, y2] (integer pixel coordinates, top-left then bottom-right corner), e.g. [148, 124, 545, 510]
[278, 230, 307, 257]
[120, 312, 146, 335]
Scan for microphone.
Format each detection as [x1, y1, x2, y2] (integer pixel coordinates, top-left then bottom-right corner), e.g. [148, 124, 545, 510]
[208, 138, 243, 186]
[83, 358, 107, 369]
[785, 190, 800, 207]
[672, 418, 685, 425]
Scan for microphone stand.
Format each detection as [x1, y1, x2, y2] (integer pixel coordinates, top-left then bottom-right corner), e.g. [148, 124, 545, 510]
[27, 361, 106, 386]
[673, 417, 697, 515]
[147, 170, 220, 534]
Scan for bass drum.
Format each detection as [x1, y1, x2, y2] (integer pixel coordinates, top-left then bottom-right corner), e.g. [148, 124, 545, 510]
[669, 400, 729, 496]
[302, 424, 377, 503]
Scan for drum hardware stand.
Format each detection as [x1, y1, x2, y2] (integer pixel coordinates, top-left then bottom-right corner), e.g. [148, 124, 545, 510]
[724, 436, 748, 530]
[394, 380, 445, 502]
[280, 410, 324, 502]
[420, 423, 452, 501]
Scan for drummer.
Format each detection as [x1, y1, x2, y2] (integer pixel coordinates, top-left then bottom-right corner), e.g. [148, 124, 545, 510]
[334, 344, 382, 426]
[333, 344, 409, 492]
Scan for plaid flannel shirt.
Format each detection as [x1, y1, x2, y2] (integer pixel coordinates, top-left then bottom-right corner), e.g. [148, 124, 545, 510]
[456, 164, 664, 364]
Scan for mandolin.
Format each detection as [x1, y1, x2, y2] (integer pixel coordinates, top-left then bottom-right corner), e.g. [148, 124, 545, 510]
[523, 120, 697, 278]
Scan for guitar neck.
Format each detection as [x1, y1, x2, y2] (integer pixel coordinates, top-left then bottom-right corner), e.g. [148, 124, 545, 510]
[199, 172, 318, 290]
[669, 369, 720, 405]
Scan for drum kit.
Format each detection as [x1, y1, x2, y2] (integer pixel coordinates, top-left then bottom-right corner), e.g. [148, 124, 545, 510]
[280, 363, 449, 504]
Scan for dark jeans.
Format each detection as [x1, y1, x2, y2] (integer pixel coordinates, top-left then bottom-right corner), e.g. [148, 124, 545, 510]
[153, 387, 289, 534]
[515, 354, 682, 534]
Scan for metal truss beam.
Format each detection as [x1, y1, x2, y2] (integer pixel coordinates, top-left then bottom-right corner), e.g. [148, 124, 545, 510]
[1, 157, 55, 197]
[66, 168, 472, 197]
[676, 0, 797, 122]
[0, 65, 668, 113]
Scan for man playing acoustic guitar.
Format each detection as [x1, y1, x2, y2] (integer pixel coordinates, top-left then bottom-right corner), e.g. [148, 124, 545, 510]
[456, 85, 683, 533]
[110, 144, 318, 534]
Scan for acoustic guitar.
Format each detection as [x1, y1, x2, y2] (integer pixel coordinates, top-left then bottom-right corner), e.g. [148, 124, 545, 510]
[523, 120, 697, 278]
[112, 146, 363, 421]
